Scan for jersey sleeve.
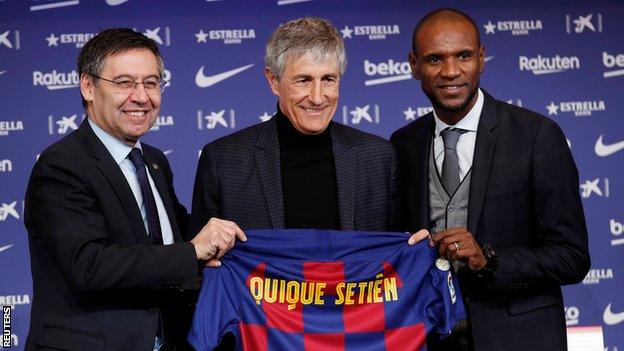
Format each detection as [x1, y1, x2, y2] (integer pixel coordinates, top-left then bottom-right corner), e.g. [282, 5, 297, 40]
[426, 260, 467, 335]
[188, 266, 241, 351]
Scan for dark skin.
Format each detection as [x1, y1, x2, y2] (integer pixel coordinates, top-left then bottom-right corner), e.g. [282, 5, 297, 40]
[410, 11, 487, 271]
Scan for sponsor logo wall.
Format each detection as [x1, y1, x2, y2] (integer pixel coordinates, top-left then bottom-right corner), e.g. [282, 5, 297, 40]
[0, 1, 622, 349]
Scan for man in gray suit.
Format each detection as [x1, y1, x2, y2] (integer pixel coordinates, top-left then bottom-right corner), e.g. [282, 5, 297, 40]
[190, 17, 411, 235]
[391, 8, 589, 351]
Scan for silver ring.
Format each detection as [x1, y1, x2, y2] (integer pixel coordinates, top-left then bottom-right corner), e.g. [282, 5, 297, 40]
[454, 242, 460, 251]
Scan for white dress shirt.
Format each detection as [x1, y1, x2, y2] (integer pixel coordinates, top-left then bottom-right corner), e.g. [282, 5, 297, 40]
[89, 119, 174, 245]
[433, 88, 484, 181]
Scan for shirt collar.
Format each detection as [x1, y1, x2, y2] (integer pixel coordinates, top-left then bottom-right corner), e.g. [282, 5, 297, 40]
[88, 118, 142, 165]
[433, 88, 484, 138]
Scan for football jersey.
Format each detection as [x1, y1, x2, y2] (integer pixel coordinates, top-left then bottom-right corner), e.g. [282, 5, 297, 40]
[188, 229, 465, 351]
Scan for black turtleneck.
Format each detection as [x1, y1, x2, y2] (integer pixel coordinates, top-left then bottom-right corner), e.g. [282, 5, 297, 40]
[276, 110, 340, 230]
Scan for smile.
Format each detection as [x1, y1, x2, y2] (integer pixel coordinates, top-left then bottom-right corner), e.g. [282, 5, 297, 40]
[301, 106, 327, 113]
[438, 84, 466, 93]
[124, 110, 148, 117]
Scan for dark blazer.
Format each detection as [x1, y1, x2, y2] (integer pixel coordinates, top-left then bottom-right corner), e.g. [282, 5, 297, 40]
[24, 120, 198, 351]
[190, 117, 399, 233]
[391, 90, 590, 351]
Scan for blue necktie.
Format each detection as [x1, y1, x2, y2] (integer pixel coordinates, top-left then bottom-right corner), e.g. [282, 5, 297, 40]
[127, 148, 163, 245]
[441, 128, 467, 195]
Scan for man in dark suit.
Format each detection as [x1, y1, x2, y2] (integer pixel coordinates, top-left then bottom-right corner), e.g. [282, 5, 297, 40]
[24, 28, 245, 351]
[391, 9, 590, 351]
[191, 17, 410, 234]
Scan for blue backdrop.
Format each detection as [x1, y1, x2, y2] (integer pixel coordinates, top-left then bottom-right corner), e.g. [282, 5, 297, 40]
[1, 0, 622, 350]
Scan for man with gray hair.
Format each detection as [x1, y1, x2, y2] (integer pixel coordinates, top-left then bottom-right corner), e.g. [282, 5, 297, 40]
[191, 16, 406, 238]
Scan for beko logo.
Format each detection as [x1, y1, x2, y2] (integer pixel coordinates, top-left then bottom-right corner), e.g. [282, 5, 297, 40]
[610, 219, 624, 246]
[603, 52, 624, 78]
[363, 59, 411, 86]
[564, 306, 579, 326]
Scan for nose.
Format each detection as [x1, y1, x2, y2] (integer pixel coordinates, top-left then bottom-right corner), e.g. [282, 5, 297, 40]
[308, 81, 324, 105]
[129, 82, 149, 104]
[440, 58, 461, 78]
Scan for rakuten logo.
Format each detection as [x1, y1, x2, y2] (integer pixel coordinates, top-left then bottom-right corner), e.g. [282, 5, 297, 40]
[363, 59, 411, 86]
[518, 55, 580, 75]
[33, 70, 79, 90]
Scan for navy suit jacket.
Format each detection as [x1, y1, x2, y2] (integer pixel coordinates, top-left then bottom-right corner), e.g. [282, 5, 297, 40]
[190, 117, 400, 233]
[391, 90, 590, 351]
[25, 120, 198, 351]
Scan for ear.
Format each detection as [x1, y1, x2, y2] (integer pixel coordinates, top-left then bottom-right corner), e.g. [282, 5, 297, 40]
[80, 74, 95, 104]
[264, 67, 280, 96]
[478, 45, 485, 73]
[408, 51, 421, 80]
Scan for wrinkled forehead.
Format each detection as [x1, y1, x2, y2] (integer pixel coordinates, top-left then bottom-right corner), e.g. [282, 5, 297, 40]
[284, 48, 340, 71]
[100, 48, 161, 75]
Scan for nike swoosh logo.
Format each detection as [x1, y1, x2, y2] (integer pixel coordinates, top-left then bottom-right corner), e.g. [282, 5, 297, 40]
[0, 244, 13, 254]
[195, 64, 254, 88]
[595, 135, 624, 157]
[604, 303, 624, 325]
[105, 0, 131, 5]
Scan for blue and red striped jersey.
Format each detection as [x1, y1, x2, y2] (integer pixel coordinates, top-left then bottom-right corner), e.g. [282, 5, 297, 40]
[188, 229, 466, 351]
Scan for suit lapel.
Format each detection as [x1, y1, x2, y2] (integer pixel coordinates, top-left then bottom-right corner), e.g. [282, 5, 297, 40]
[77, 120, 150, 244]
[143, 151, 183, 243]
[409, 116, 435, 231]
[254, 119, 285, 228]
[467, 91, 498, 237]
[331, 124, 356, 231]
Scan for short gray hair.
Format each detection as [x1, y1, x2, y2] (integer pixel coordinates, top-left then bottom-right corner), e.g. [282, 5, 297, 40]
[265, 17, 346, 80]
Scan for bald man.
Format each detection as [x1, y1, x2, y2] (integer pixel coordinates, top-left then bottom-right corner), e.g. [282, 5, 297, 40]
[391, 8, 590, 351]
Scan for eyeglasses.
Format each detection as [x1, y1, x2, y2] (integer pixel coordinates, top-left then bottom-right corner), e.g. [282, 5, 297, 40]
[91, 74, 167, 94]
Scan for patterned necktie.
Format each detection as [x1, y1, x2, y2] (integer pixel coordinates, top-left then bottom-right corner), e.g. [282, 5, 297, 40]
[441, 128, 467, 195]
[127, 148, 163, 245]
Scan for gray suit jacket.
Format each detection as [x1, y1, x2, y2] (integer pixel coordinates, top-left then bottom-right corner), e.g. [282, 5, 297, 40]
[190, 117, 399, 233]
